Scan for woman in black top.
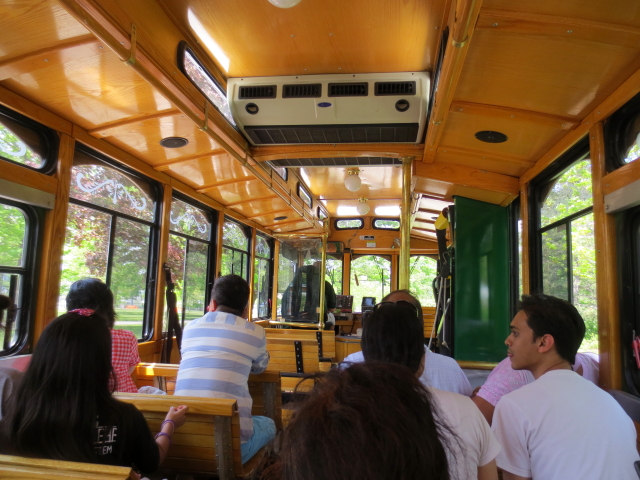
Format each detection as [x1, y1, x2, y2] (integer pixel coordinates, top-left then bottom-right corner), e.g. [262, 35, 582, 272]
[0, 310, 188, 475]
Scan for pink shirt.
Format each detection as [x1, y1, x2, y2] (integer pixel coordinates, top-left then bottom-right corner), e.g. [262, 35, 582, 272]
[109, 329, 140, 393]
[477, 352, 599, 406]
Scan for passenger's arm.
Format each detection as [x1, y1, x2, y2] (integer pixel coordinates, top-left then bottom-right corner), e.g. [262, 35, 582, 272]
[471, 394, 496, 426]
[251, 332, 270, 374]
[477, 460, 498, 480]
[502, 471, 530, 480]
[156, 405, 189, 464]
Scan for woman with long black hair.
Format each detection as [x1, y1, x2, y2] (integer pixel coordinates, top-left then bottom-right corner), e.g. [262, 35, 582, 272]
[0, 310, 187, 475]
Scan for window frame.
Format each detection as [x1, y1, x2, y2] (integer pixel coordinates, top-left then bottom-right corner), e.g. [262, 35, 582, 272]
[167, 193, 218, 326]
[0, 104, 58, 175]
[297, 183, 313, 208]
[253, 234, 274, 319]
[68, 145, 162, 341]
[372, 217, 401, 231]
[334, 217, 364, 230]
[0, 198, 43, 356]
[604, 89, 640, 171]
[529, 138, 591, 298]
[221, 217, 252, 280]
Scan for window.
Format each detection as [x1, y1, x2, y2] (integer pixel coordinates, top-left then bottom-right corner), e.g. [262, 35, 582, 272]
[178, 43, 236, 127]
[335, 218, 363, 230]
[532, 142, 596, 352]
[326, 255, 343, 295]
[221, 219, 250, 279]
[318, 207, 328, 221]
[0, 105, 57, 172]
[409, 255, 438, 307]
[373, 218, 400, 230]
[253, 235, 273, 319]
[297, 183, 312, 208]
[350, 255, 391, 312]
[270, 164, 287, 181]
[605, 90, 640, 169]
[60, 148, 160, 340]
[0, 199, 41, 354]
[167, 197, 215, 327]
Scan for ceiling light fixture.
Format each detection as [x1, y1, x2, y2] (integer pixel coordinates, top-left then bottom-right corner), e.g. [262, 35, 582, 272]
[344, 168, 361, 192]
[356, 198, 370, 215]
[268, 0, 303, 7]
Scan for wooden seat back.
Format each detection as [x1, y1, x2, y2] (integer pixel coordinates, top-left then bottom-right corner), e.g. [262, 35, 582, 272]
[264, 328, 336, 361]
[266, 338, 324, 392]
[115, 393, 259, 480]
[423, 307, 437, 339]
[0, 454, 131, 479]
[134, 363, 283, 430]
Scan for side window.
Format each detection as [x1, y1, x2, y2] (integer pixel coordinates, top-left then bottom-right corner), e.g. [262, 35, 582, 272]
[0, 200, 41, 354]
[409, 255, 438, 307]
[253, 235, 273, 319]
[350, 255, 391, 312]
[604, 90, 640, 170]
[167, 197, 216, 327]
[221, 219, 250, 280]
[59, 148, 160, 340]
[532, 144, 597, 352]
[326, 255, 343, 295]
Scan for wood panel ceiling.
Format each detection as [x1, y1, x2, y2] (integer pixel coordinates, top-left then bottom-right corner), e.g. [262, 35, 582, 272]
[1, 0, 640, 243]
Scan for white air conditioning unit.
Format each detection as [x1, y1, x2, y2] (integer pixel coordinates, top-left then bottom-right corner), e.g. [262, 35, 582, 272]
[227, 72, 429, 146]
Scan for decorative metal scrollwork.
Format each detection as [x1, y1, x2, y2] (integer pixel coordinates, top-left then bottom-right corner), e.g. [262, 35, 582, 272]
[75, 172, 147, 211]
[170, 211, 208, 234]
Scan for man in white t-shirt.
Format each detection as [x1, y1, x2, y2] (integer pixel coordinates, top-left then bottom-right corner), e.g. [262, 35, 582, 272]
[492, 294, 639, 480]
[363, 302, 500, 480]
[343, 290, 473, 396]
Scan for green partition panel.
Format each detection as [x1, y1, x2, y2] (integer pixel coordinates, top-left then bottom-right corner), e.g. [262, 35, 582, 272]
[453, 196, 511, 362]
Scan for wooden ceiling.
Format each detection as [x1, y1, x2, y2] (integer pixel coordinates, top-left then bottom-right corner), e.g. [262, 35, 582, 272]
[0, 0, 640, 242]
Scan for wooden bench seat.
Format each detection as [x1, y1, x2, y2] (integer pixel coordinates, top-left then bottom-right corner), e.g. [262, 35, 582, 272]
[0, 454, 132, 479]
[134, 363, 282, 430]
[115, 393, 263, 480]
[423, 307, 437, 339]
[264, 328, 336, 362]
[265, 338, 327, 392]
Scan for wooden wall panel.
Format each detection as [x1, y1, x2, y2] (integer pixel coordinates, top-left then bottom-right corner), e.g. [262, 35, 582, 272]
[164, 155, 252, 188]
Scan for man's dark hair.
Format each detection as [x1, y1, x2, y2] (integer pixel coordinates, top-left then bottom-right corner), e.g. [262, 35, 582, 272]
[361, 304, 424, 374]
[211, 274, 250, 314]
[519, 294, 586, 365]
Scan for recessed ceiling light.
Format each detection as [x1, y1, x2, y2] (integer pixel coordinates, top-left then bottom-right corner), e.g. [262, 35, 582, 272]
[375, 205, 401, 216]
[160, 137, 189, 148]
[475, 131, 508, 143]
[274, 216, 288, 221]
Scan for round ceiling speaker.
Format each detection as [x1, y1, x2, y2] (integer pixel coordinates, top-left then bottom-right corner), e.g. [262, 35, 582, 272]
[159, 137, 189, 148]
[474, 131, 508, 143]
[356, 202, 370, 215]
[246, 103, 259, 115]
[344, 174, 361, 192]
[395, 99, 410, 112]
[274, 216, 288, 221]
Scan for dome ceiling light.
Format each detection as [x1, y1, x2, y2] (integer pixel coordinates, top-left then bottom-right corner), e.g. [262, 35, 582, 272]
[344, 168, 361, 192]
[268, 0, 303, 8]
[356, 198, 370, 215]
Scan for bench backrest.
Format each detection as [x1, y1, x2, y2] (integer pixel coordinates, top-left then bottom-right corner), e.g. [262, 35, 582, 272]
[0, 454, 131, 479]
[134, 363, 283, 430]
[423, 307, 437, 339]
[265, 338, 323, 392]
[115, 393, 247, 480]
[264, 328, 336, 361]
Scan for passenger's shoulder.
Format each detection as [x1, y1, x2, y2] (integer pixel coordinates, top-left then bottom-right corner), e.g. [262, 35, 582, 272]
[427, 349, 463, 369]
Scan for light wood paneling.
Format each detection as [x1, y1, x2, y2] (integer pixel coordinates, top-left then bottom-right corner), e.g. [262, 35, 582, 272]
[163, 154, 252, 189]
[414, 176, 512, 205]
[153, 185, 173, 341]
[321, 199, 400, 218]
[415, 162, 519, 196]
[232, 197, 291, 218]
[434, 146, 532, 177]
[302, 166, 402, 201]
[520, 183, 530, 295]
[251, 143, 425, 162]
[159, 0, 448, 77]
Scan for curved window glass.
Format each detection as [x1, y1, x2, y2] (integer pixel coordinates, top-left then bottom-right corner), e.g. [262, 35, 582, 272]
[349, 255, 391, 312]
[604, 90, 640, 169]
[0, 107, 56, 171]
[335, 218, 363, 230]
[167, 197, 215, 327]
[373, 218, 400, 230]
[60, 148, 159, 340]
[253, 236, 273, 319]
[221, 220, 250, 279]
[409, 255, 438, 307]
[539, 159, 592, 228]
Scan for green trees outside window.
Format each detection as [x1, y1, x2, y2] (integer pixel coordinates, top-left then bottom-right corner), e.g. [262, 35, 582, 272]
[409, 255, 438, 307]
[253, 236, 272, 319]
[221, 220, 249, 280]
[350, 255, 390, 312]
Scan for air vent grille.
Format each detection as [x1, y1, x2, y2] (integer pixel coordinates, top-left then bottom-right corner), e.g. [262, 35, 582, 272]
[270, 157, 402, 167]
[374, 81, 416, 96]
[239, 85, 277, 99]
[328, 83, 368, 97]
[244, 123, 419, 145]
[283, 84, 322, 98]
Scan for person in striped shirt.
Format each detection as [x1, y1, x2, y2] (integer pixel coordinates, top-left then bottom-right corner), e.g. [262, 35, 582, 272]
[174, 275, 274, 463]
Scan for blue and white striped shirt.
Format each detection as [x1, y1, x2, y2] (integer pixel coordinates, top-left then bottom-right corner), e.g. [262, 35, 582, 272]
[174, 311, 270, 442]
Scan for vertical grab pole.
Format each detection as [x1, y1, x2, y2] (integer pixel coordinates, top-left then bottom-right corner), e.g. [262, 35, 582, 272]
[318, 227, 328, 329]
[399, 157, 413, 290]
[3, 275, 18, 350]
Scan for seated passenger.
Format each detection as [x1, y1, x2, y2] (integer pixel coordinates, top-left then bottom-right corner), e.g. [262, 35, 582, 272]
[66, 278, 142, 393]
[0, 295, 22, 420]
[0, 310, 188, 476]
[492, 294, 638, 480]
[343, 289, 473, 396]
[174, 274, 275, 463]
[362, 303, 500, 480]
[472, 351, 599, 424]
[260, 362, 455, 480]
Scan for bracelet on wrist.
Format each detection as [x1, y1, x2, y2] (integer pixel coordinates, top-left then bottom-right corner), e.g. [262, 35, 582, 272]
[162, 419, 176, 433]
[155, 431, 172, 445]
